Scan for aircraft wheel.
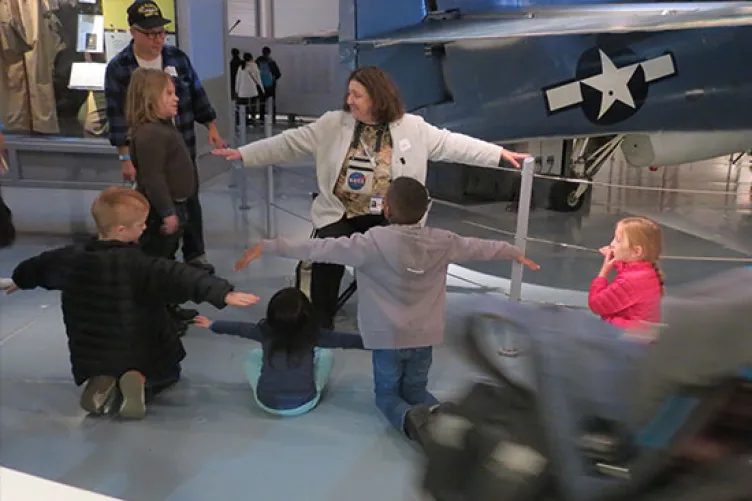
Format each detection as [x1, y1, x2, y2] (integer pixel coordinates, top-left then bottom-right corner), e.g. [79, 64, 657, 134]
[548, 180, 590, 212]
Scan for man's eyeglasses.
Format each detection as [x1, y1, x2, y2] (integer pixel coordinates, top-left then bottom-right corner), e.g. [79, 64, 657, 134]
[133, 28, 167, 40]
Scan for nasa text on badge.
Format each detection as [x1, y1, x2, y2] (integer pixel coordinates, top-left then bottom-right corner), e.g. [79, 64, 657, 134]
[348, 171, 367, 191]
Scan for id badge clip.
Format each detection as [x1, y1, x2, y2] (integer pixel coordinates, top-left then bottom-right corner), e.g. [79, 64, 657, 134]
[369, 196, 385, 215]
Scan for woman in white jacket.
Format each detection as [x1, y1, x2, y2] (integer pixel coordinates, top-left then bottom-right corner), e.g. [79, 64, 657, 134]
[213, 66, 528, 329]
[235, 52, 264, 126]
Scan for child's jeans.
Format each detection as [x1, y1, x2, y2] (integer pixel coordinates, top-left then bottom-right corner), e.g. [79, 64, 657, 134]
[244, 348, 334, 417]
[372, 347, 439, 433]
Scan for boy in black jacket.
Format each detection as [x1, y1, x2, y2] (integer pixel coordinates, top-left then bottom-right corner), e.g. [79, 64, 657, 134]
[9, 187, 259, 419]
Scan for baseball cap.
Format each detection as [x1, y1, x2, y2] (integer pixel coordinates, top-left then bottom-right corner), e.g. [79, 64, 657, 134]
[127, 1, 171, 30]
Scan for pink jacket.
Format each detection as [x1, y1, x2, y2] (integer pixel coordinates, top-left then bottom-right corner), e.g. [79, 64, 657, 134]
[588, 261, 662, 330]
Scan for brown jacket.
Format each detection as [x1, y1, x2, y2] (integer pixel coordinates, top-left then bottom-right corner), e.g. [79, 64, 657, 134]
[130, 121, 196, 217]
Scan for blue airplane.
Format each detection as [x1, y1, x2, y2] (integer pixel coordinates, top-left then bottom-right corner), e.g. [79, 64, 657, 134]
[280, 0, 752, 211]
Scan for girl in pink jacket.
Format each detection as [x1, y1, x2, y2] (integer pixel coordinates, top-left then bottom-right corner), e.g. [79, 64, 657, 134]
[589, 217, 665, 331]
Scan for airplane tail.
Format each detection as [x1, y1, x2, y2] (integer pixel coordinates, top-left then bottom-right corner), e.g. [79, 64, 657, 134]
[341, 0, 452, 112]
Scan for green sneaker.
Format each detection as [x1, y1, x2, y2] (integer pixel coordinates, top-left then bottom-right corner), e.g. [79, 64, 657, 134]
[118, 371, 146, 420]
[80, 376, 117, 415]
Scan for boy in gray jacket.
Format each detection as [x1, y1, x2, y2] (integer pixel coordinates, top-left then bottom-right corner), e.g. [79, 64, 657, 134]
[235, 177, 539, 440]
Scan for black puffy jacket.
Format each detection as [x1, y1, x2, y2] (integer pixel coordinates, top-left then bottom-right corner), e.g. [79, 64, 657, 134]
[12, 239, 233, 385]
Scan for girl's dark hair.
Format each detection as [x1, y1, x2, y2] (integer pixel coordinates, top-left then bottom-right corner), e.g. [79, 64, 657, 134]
[264, 287, 319, 367]
[241, 52, 253, 69]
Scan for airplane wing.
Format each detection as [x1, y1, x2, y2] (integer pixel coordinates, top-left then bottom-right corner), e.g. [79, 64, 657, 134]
[356, 2, 752, 47]
[274, 29, 340, 45]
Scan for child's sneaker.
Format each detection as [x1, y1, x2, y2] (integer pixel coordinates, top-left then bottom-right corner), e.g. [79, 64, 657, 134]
[118, 370, 146, 419]
[0, 278, 15, 291]
[80, 376, 117, 415]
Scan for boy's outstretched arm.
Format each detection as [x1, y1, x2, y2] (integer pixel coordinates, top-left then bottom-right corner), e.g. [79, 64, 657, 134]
[235, 234, 373, 271]
[11, 245, 78, 292]
[136, 256, 258, 308]
[448, 234, 540, 270]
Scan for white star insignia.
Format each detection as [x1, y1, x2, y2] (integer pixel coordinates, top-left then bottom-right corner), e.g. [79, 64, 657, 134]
[544, 51, 677, 119]
[581, 50, 638, 119]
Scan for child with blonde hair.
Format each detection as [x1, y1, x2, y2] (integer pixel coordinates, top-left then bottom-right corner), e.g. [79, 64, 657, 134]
[9, 187, 259, 419]
[589, 216, 665, 332]
[125, 67, 195, 262]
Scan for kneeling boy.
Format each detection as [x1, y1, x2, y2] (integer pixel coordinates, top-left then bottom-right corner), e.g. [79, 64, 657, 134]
[9, 187, 258, 419]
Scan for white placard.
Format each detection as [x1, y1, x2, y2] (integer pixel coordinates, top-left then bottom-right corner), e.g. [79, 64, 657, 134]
[77, 14, 105, 53]
[68, 62, 108, 91]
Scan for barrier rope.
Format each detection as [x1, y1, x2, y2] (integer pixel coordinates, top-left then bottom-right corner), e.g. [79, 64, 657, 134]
[463, 220, 752, 263]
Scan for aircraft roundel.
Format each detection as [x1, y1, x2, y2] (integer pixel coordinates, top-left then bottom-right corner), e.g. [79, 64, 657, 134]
[542, 45, 678, 126]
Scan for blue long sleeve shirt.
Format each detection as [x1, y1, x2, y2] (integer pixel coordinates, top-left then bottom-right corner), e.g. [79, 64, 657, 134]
[210, 320, 363, 410]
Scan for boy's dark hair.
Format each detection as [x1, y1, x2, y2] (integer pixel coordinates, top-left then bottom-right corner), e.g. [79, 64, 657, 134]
[231, 48, 239, 57]
[262, 46, 271, 56]
[264, 287, 319, 367]
[386, 177, 429, 225]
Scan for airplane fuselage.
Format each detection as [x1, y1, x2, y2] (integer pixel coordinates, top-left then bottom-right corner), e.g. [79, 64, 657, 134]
[410, 26, 752, 143]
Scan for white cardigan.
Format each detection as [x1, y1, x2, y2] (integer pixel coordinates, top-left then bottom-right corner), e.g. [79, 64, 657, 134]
[238, 111, 504, 229]
[235, 64, 263, 99]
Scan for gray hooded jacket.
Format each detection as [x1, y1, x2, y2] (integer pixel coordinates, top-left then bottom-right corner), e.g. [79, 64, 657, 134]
[264, 225, 523, 349]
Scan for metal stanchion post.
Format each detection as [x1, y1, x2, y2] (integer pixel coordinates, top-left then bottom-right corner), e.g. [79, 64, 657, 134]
[510, 156, 535, 301]
[265, 96, 276, 238]
[228, 100, 238, 188]
[236, 104, 250, 210]
[502, 156, 535, 357]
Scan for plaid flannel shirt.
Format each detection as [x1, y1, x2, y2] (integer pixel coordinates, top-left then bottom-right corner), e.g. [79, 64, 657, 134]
[105, 41, 217, 158]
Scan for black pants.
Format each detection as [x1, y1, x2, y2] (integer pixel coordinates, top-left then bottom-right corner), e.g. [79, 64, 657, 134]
[259, 86, 276, 123]
[145, 364, 181, 402]
[140, 202, 188, 260]
[236, 97, 259, 125]
[0, 193, 15, 249]
[181, 161, 206, 262]
[309, 213, 387, 329]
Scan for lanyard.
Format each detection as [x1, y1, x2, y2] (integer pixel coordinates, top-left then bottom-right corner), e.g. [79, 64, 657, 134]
[352, 122, 387, 167]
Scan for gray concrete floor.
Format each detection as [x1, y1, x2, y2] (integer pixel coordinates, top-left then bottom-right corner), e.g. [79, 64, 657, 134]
[1, 149, 750, 500]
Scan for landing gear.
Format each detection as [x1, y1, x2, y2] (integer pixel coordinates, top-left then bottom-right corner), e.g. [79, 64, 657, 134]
[547, 134, 624, 213]
[548, 180, 590, 212]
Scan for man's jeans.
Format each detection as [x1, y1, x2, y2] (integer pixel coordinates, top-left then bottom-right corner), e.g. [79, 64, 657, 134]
[372, 347, 440, 433]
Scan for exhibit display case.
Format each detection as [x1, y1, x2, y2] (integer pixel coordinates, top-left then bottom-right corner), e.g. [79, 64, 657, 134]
[0, 0, 231, 197]
[0, 0, 177, 138]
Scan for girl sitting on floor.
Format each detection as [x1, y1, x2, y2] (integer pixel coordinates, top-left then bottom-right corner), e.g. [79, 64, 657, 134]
[194, 287, 363, 416]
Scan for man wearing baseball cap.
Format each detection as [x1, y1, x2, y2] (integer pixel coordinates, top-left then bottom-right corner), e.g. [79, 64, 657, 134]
[105, 0, 224, 276]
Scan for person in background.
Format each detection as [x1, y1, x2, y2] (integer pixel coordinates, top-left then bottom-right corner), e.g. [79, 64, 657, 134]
[235, 52, 264, 127]
[234, 177, 539, 441]
[229, 48, 242, 101]
[7, 187, 259, 420]
[105, 0, 226, 275]
[212, 66, 529, 330]
[0, 120, 16, 272]
[255, 46, 281, 124]
[194, 287, 364, 417]
[589, 216, 665, 332]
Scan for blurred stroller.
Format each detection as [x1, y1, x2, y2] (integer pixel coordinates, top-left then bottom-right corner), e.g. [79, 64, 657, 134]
[416, 267, 752, 501]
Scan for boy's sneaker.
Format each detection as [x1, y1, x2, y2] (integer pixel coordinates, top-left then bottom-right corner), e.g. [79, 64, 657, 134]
[404, 403, 440, 447]
[0, 278, 15, 291]
[80, 376, 117, 415]
[118, 370, 146, 419]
